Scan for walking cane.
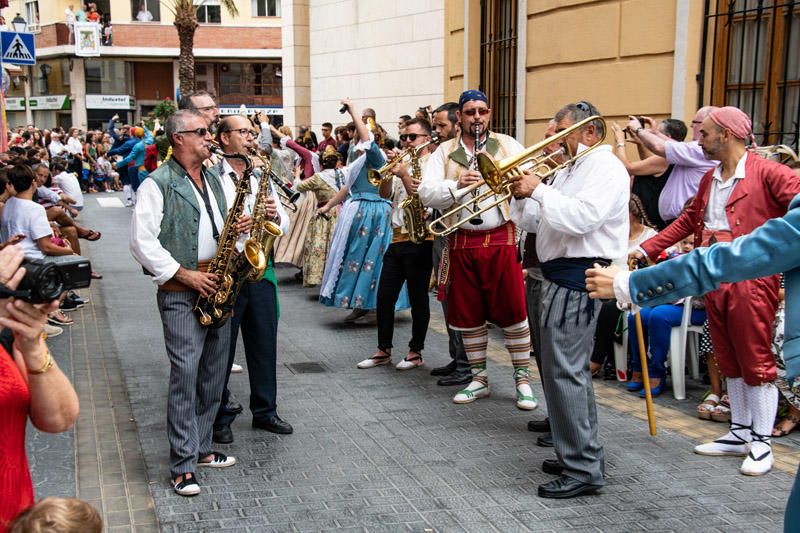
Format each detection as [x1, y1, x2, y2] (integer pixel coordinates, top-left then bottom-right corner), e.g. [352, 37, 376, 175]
[629, 258, 657, 436]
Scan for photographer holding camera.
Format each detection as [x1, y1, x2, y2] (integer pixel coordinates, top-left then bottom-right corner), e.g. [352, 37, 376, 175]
[0, 243, 80, 531]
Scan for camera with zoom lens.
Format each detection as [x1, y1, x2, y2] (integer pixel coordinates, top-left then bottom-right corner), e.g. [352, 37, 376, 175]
[16, 255, 92, 303]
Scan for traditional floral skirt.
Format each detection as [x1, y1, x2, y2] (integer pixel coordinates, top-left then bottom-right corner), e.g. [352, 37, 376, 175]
[320, 194, 393, 310]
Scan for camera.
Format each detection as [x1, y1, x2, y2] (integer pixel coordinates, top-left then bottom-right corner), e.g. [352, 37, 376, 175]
[16, 255, 92, 303]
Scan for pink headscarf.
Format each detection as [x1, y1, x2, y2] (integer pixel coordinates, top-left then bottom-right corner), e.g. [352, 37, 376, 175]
[709, 106, 754, 145]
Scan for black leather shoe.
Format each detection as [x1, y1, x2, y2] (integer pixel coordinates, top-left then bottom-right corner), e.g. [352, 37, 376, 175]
[538, 475, 601, 499]
[252, 415, 293, 435]
[212, 425, 233, 444]
[437, 371, 472, 386]
[537, 432, 553, 447]
[430, 360, 457, 377]
[527, 417, 550, 433]
[542, 459, 564, 476]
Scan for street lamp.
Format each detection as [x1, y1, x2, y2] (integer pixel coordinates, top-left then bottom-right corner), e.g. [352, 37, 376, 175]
[11, 14, 27, 33]
[39, 63, 52, 94]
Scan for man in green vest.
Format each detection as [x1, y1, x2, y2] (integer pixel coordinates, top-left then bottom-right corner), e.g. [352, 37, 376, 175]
[129, 109, 252, 497]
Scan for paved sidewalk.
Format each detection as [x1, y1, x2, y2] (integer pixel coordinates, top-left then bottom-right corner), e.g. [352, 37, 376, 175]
[30, 193, 797, 532]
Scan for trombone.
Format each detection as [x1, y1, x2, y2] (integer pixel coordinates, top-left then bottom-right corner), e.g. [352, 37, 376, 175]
[427, 115, 607, 237]
[752, 144, 799, 165]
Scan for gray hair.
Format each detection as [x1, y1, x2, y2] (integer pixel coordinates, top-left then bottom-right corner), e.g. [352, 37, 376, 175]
[554, 101, 604, 138]
[165, 110, 204, 146]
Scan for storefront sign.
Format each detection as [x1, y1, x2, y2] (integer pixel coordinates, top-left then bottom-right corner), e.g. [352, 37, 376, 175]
[219, 106, 282, 116]
[86, 94, 136, 110]
[28, 95, 71, 110]
[5, 97, 25, 111]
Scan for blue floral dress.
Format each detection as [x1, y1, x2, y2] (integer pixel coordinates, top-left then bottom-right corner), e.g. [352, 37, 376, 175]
[320, 139, 403, 310]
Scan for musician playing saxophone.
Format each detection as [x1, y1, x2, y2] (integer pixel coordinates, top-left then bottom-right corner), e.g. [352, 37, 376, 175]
[356, 118, 436, 371]
[417, 90, 536, 411]
[129, 110, 253, 497]
[211, 115, 293, 445]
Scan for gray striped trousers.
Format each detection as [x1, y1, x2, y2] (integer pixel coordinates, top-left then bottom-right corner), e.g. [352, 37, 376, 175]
[157, 290, 231, 477]
[539, 279, 606, 486]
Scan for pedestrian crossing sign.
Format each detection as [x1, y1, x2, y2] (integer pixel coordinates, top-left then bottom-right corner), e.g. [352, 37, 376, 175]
[1, 31, 36, 66]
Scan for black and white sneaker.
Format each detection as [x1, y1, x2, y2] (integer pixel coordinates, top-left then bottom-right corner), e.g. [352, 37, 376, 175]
[198, 451, 236, 468]
[67, 291, 90, 305]
[173, 473, 200, 497]
[60, 298, 84, 312]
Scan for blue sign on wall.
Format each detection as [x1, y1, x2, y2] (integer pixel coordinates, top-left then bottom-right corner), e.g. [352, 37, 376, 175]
[1, 31, 36, 66]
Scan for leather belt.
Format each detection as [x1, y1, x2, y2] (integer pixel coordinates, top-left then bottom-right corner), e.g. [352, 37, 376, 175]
[159, 261, 211, 292]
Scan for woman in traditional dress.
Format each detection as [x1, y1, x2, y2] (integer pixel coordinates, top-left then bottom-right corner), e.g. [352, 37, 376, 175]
[319, 99, 391, 312]
[270, 125, 320, 273]
[297, 145, 347, 287]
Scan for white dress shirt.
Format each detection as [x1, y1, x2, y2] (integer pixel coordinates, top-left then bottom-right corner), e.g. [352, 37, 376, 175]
[419, 134, 524, 231]
[67, 137, 83, 156]
[130, 169, 226, 285]
[510, 144, 629, 263]
[704, 152, 746, 231]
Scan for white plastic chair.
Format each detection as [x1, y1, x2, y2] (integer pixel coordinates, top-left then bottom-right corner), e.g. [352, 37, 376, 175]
[667, 296, 705, 400]
[613, 310, 629, 382]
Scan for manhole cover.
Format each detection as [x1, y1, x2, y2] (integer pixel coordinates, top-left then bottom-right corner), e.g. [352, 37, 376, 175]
[286, 362, 328, 374]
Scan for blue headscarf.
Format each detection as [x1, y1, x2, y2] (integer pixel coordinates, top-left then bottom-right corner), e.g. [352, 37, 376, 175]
[458, 90, 488, 110]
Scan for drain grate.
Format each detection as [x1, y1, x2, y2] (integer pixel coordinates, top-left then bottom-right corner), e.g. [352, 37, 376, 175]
[286, 362, 328, 374]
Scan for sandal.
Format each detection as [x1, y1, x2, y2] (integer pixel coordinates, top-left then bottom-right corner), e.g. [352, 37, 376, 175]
[772, 414, 800, 438]
[48, 311, 74, 326]
[84, 230, 102, 241]
[697, 393, 720, 420]
[91, 271, 103, 279]
[396, 352, 424, 371]
[710, 394, 731, 423]
[356, 350, 391, 369]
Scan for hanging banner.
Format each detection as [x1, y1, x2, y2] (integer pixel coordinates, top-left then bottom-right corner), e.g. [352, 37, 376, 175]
[74, 22, 101, 57]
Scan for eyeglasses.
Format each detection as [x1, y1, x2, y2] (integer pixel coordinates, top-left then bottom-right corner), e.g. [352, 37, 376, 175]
[195, 105, 217, 112]
[177, 128, 210, 136]
[221, 128, 254, 137]
[576, 101, 591, 113]
[400, 133, 429, 142]
[462, 107, 490, 117]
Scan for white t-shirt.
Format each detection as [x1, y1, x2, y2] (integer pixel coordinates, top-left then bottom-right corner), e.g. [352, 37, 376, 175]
[1, 196, 53, 260]
[55, 171, 84, 207]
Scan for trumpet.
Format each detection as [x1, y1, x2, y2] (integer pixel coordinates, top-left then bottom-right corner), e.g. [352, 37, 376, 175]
[367, 138, 440, 186]
[428, 115, 607, 237]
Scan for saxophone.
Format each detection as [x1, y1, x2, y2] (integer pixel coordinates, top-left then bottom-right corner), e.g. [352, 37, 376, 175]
[246, 149, 285, 281]
[194, 146, 267, 328]
[399, 137, 440, 244]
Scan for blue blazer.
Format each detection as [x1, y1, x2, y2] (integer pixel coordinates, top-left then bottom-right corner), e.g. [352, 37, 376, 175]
[629, 193, 800, 382]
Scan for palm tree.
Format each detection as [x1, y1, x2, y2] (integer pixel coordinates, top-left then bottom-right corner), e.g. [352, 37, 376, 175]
[162, 0, 239, 96]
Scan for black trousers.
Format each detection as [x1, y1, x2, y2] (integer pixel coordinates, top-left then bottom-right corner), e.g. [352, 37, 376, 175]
[591, 299, 622, 368]
[433, 236, 469, 372]
[377, 240, 433, 353]
[215, 279, 279, 427]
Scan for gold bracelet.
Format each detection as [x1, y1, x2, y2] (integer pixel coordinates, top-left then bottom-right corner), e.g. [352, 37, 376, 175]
[28, 347, 54, 375]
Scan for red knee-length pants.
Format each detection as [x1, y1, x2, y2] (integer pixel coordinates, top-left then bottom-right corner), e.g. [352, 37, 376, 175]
[704, 275, 779, 385]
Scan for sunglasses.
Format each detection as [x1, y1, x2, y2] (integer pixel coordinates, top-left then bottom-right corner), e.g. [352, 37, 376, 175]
[221, 128, 254, 137]
[400, 133, 428, 142]
[462, 108, 490, 117]
[177, 128, 210, 137]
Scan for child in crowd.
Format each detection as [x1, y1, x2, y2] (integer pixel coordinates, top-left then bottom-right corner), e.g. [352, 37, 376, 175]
[9, 498, 102, 533]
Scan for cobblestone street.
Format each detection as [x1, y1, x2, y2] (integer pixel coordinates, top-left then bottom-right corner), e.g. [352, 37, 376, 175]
[29, 194, 799, 532]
